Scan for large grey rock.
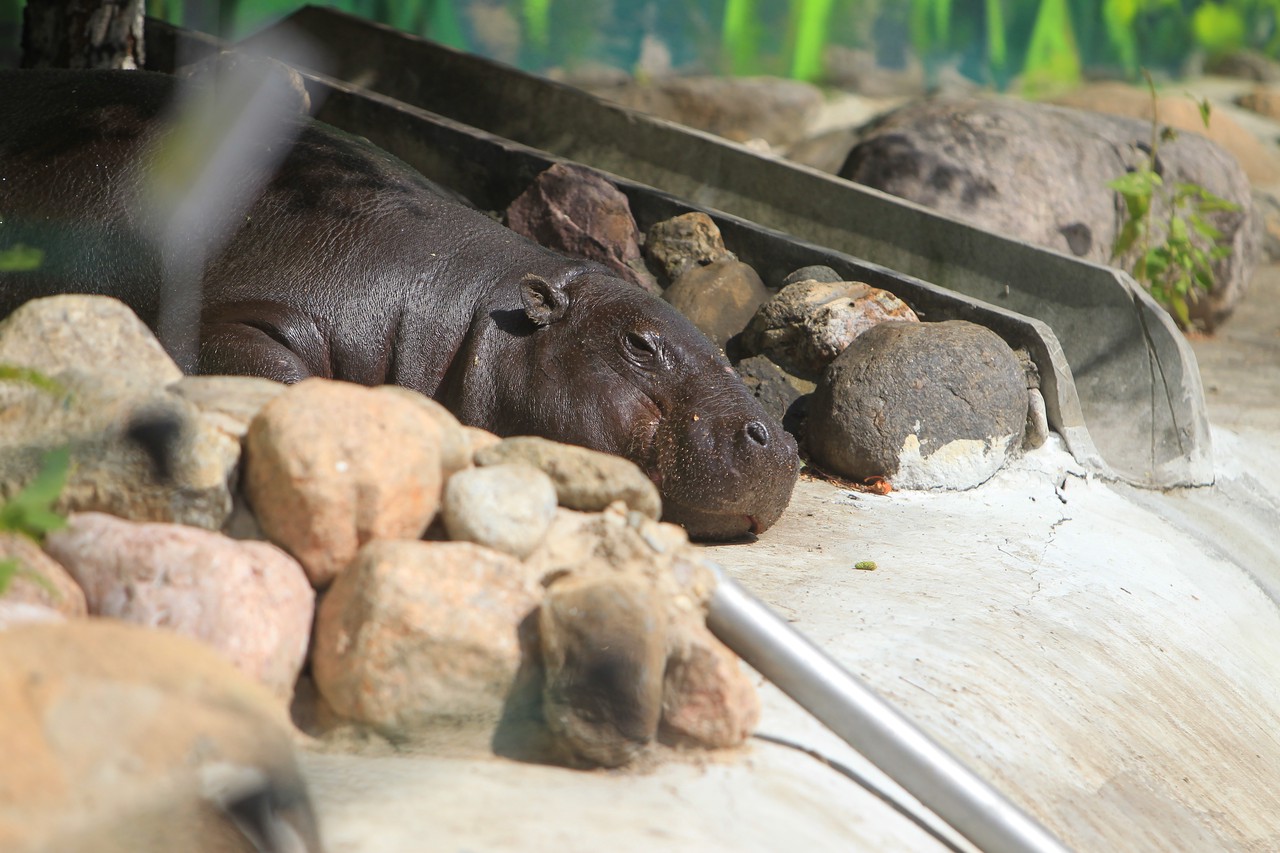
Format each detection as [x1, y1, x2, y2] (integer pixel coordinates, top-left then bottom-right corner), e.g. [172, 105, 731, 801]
[475, 436, 661, 520]
[664, 258, 771, 347]
[742, 279, 918, 380]
[808, 320, 1028, 489]
[442, 463, 559, 559]
[0, 621, 319, 853]
[841, 96, 1258, 329]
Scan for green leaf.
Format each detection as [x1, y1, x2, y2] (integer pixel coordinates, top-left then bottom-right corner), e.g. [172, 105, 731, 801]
[0, 365, 64, 394]
[0, 558, 16, 596]
[1109, 170, 1160, 196]
[0, 243, 43, 272]
[1171, 295, 1192, 328]
[0, 447, 71, 541]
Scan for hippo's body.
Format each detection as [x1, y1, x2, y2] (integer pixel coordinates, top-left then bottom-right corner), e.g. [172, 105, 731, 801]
[0, 69, 798, 538]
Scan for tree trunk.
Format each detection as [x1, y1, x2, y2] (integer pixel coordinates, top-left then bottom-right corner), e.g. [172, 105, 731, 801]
[21, 0, 145, 69]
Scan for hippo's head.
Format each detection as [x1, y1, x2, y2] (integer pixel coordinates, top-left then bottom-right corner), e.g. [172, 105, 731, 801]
[447, 268, 799, 540]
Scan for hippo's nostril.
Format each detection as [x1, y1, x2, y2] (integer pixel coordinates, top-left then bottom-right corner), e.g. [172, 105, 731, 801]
[744, 420, 770, 447]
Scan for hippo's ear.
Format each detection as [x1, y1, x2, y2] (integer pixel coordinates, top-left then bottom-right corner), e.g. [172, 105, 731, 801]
[520, 274, 568, 326]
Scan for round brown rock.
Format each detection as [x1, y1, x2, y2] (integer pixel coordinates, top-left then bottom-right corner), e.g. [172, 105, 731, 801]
[808, 321, 1027, 489]
[664, 258, 771, 347]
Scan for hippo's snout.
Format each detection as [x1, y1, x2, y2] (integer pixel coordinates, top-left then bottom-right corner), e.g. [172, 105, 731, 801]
[655, 405, 799, 541]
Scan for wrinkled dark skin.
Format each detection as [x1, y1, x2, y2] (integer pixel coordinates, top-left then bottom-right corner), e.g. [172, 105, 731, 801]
[0, 70, 799, 539]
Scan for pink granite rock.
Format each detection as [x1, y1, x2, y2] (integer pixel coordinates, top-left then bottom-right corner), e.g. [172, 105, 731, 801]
[312, 539, 540, 733]
[662, 619, 760, 749]
[0, 532, 86, 618]
[244, 378, 444, 587]
[43, 512, 314, 701]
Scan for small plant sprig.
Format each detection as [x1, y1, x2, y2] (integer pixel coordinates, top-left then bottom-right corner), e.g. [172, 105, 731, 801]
[1108, 70, 1241, 329]
[0, 362, 69, 598]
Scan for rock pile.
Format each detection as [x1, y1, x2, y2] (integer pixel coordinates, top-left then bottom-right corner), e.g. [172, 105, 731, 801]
[0, 294, 757, 780]
[506, 162, 1046, 491]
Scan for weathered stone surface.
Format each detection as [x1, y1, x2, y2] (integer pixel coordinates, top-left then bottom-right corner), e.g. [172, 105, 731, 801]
[475, 436, 662, 520]
[664, 258, 771, 347]
[823, 46, 928, 98]
[374, 385, 471, 478]
[1053, 82, 1280, 185]
[44, 512, 314, 701]
[0, 600, 64, 630]
[312, 540, 539, 732]
[842, 96, 1259, 328]
[540, 572, 668, 767]
[662, 619, 760, 749]
[0, 532, 86, 618]
[0, 370, 238, 530]
[0, 620, 319, 853]
[244, 378, 444, 587]
[442, 463, 559, 559]
[0, 294, 180, 387]
[462, 425, 502, 458]
[0, 296, 237, 529]
[782, 265, 843, 286]
[169, 375, 288, 441]
[808, 321, 1028, 489]
[506, 162, 659, 293]
[1235, 86, 1280, 122]
[730, 354, 812, 432]
[743, 279, 918, 380]
[1207, 50, 1280, 82]
[523, 505, 756, 761]
[644, 212, 734, 285]
[585, 76, 824, 147]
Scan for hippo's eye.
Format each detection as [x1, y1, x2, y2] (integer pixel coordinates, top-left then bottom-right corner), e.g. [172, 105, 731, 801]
[624, 330, 659, 361]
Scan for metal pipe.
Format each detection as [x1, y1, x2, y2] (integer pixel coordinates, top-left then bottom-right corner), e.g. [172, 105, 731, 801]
[706, 567, 1072, 853]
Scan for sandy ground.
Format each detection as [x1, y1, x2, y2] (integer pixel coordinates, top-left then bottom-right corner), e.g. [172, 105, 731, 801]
[298, 260, 1280, 851]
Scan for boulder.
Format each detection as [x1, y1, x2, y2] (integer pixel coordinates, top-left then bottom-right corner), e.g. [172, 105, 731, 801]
[169, 375, 288, 442]
[374, 385, 471, 479]
[506, 162, 659, 293]
[662, 618, 760, 749]
[44, 512, 314, 701]
[742, 279, 918, 380]
[644, 212, 734, 285]
[0, 294, 179, 387]
[524, 505, 756, 764]
[664, 258, 772, 347]
[807, 320, 1028, 489]
[841, 96, 1259, 328]
[475, 436, 662, 520]
[0, 369, 238, 530]
[311, 539, 540, 733]
[442, 463, 559, 559]
[729, 354, 811, 433]
[540, 572, 669, 767]
[243, 378, 444, 587]
[1052, 82, 1280, 186]
[584, 76, 824, 148]
[0, 621, 319, 853]
[0, 532, 86, 618]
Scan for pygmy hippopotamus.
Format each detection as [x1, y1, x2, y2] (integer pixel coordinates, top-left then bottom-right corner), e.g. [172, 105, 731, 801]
[0, 69, 799, 539]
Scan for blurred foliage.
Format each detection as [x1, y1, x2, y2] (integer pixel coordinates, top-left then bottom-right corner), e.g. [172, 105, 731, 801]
[7, 1, 1280, 90]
